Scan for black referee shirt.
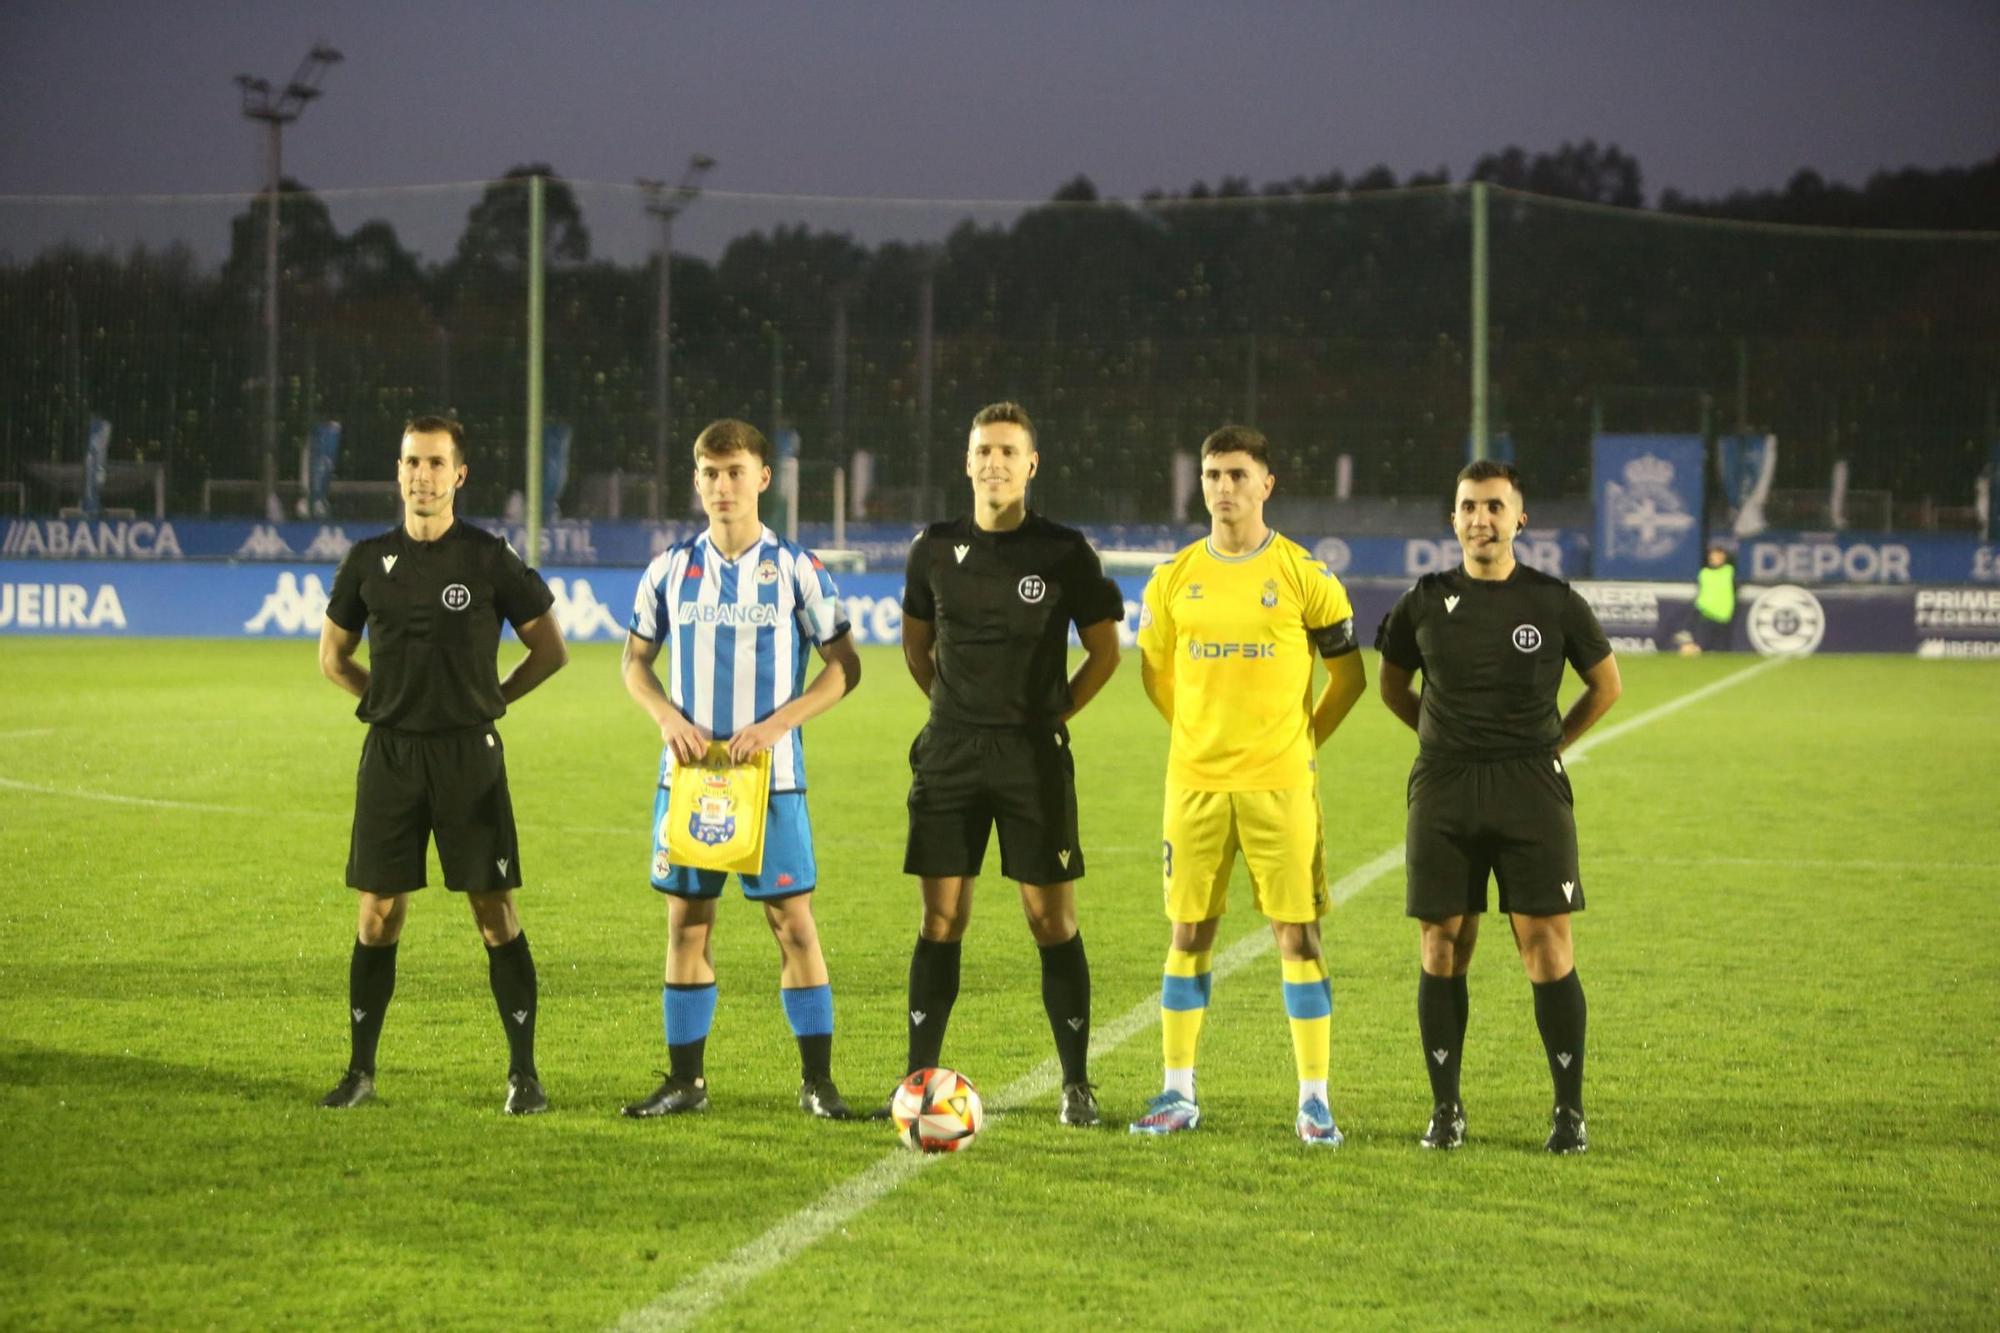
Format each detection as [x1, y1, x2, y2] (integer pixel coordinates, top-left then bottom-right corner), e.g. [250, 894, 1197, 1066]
[325, 520, 556, 732]
[903, 512, 1125, 729]
[1375, 563, 1612, 759]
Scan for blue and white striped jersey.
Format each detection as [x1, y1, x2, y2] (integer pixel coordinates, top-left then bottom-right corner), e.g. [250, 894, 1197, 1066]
[630, 525, 851, 793]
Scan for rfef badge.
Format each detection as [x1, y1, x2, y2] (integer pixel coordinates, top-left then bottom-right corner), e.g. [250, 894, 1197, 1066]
[665, 742, 772, 875]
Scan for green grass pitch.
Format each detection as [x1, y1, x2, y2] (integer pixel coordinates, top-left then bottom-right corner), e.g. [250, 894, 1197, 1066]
[1, 640, 1994, 1331]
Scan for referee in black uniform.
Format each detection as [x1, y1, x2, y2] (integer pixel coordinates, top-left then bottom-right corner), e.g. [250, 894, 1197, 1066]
[1376, 459, 1621, 1153]
[315, 415, 570, 1113]
[895, 401, 1123, 1126]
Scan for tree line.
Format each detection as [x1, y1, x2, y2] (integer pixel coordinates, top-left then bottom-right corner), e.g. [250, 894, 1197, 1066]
[3, 143, 1994, 522]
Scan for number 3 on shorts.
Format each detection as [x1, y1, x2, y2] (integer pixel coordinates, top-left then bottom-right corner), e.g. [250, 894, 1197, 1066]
[1161, 838, 1173, 881]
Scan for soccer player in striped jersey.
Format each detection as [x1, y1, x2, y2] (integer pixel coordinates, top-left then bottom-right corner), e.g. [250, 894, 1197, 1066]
[1130, 425, 1367, 1145]
[619, 419, 863, 1121]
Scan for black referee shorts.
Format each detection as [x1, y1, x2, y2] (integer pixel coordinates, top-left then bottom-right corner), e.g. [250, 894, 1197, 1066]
[346, 725, 524, 894]
[904, 722, 1084, 885]
[1404, 752, 1582, 920]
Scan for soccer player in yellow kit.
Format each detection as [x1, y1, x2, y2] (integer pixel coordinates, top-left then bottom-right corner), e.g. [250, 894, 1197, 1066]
[1129, 425, 1367, 1144]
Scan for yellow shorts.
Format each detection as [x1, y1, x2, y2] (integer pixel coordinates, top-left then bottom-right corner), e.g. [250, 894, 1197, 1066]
[1161, 783, 1327, 924]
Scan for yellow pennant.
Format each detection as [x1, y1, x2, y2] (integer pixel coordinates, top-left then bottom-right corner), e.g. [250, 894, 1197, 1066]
[664, 742, 772, 875]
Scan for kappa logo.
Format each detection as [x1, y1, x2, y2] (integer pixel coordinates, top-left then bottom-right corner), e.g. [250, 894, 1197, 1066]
[1431, 1048, 1450, 1066]
[1018, 575, 1047, 603]
[244, 572, 331, 634]
[234, 525, 295, 559]
[300, 527, 353, 561]
[1444, 595, 1460, 613]
[1561, 880, 1576, 903]
[510, 1010, 530, 1026]
[910, 1009, 928, 1026]
[548, 576, 626, 641]
[381, 554, 398, 574]
[1512, 624, 1543, 652]
[1556, 1053, 1574, 1070]
[1057, 849, 1071, 869]
[442, 583, 472, 611]
[953, 544, 970, 564]
[497, 857, 510, 875]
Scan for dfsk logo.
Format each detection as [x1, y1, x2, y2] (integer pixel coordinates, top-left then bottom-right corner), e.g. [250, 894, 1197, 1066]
[1187, 637, 1275, 660]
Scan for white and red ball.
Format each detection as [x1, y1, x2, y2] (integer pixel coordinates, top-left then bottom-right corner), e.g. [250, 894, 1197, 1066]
[890, 1067, 984, 1153]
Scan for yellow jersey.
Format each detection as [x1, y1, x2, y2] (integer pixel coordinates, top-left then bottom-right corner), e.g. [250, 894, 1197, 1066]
[1138, 531, 1356, 791]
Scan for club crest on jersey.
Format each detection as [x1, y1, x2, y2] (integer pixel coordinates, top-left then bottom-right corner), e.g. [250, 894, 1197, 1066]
[1260, 578, 1279, 609]
[442, 583, 471, 611]
[755, 559, 779, 585]
[1512, 624, 1543, 652]
[1018, 575, 1046, 603]
[689, 771, 739, 846]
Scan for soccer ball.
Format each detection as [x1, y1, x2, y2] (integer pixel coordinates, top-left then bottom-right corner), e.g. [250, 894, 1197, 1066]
[890, 1067, 984, 1153]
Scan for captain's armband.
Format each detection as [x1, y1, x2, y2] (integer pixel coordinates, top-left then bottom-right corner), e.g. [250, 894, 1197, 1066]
[1309, 617, 1358, 658]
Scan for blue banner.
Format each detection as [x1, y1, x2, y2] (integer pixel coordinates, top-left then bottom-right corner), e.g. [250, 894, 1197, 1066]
[81, 419, 111, 517]
[543, 423, 572, 522]
[0, 516, 1596, 580]
[1744, 531, 2000, 585]
[13, 560, 1998, 658]
[1593, 433, 1705, 580]
[306, 422, 342, 518]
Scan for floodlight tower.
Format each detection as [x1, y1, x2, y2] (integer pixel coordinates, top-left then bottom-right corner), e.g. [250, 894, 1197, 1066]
[639, 154, 716, 516]
[237, 42, 342, 515]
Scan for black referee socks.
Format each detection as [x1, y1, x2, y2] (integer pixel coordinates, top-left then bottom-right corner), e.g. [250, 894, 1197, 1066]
[1416, 968, 1465, 1104]
[905, 936, 961, 1073]
[1531, 968, 1587, 1111]
[1038, 932, 1091, 1085]
[347, 938, 398, 1076]
[486, 931, 539, 1078]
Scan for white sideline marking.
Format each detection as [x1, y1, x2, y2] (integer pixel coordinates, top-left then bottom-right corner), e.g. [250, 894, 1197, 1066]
[609, 659, 1784, 1333]
[0, 729, 56, 740]
[0, 775, 258, 814]
[1558, 655, 1786, 764]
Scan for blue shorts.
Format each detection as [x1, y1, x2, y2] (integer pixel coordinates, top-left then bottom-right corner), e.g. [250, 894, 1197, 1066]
[650, 789, 818, 900]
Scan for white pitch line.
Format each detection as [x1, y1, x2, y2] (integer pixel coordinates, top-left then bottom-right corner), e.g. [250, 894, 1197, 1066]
[1558, 655, 1787, 764]
[609, 657, 1786, 1333]
[0, 775, 260, 814]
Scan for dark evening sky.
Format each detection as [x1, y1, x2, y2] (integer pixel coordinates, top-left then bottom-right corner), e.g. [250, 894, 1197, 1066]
[2, 0, 1994, 262]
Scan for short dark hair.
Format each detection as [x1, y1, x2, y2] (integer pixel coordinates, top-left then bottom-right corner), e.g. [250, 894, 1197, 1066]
[1201, 424, 1270, 468]
[1456, 458, 1524, 500]
[692, 418, 771, 466]
[970, 401, 1036, 447]
[404, 414, 465, 464]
